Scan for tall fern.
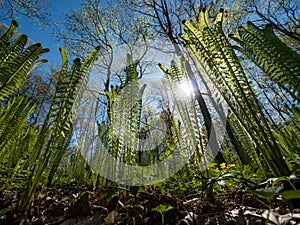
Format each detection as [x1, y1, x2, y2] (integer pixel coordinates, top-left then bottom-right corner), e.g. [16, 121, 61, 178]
[0, 20, 47, 170]
[0, 97, 35, 162]
[0, 20, 49, 100]
[179, 8, 290, 177]
[159, 61, 206, 169]
[21, 46, 100, 209]
[229, 22, 300, 101]
[229, 19, 300, 167]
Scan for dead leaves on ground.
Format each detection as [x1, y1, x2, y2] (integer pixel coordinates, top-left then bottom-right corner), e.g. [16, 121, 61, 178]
[0, 183, 300, 225]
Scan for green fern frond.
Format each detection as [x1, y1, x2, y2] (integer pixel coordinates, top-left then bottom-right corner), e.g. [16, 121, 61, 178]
[229, 116, 264, 172]
[110, 56, 143, 164]
[179, 8, 290, 176]
[46, 46, 100, 178]
[124, 53, 139, 84]
[230, 22, 300, 101]
[0, 97, 35, 159]
[22, 46, 100, 209]
[47, 124, 74, 185]
[0, 20, 18, 50]
[0, 34, 27, 66]
[0, 21, 49, 100]
[159, 62, 203, 162]
[274, 121, 300, 156]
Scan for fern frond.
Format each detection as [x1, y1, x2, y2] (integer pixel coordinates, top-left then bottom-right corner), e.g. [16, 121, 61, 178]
[159, 62, 203, 163]
[0, 34, 27, 66]
[0, 21, 49, 100]
[0, 20, 18, 50]
[230, 22, 300, 101]
[0, 97, 35, 159]
[22, 46, 100, 208]
[179, 8, 290, 176]
[229, 116, 264, 172]
[110, 56, 143, 164]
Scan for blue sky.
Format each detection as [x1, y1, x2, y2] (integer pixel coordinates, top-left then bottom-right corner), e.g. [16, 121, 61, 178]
[2, 0, 84, 66]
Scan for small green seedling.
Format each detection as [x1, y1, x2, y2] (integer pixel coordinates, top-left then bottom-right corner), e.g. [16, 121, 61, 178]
[152, 204, 174, 224]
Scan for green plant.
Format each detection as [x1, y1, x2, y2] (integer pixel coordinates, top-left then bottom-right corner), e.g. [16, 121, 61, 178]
[21, 46, 100, 209]
[160, 8, 297, 177]
[152, 204, 174, 224]
[229, 22, 300, 101]
[154, 164, 203, 198]
[0, 20, 49, 100]
[250, 175, 300, 209]
[0, 97, 35, 163]
[0, 19, 101, 210]
[0, 20, 48, 168]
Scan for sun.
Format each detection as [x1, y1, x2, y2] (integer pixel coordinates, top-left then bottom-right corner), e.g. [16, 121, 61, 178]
[177, 79, 194, 98]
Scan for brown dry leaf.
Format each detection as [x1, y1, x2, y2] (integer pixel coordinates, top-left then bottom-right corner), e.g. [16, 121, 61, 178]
[165, 192, 172, 198]
[37, 192, 46, 199]
[177, 211, 204, 225]
[94, 189, 107, 201]
[69, 192, 91, 218]
[107, 193, 120, 211]
[104, 210, 119, 225]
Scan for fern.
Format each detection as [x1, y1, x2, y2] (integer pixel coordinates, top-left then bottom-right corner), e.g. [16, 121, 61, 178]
[159, 61, 206, 168]
[179, 8, 290, 176]
[0, 20, 18, 50]
[0, 20, 49, 100]
[229, 22, 300, 101]
[0, 97, 35, 155]
[21, 46, 100, 209]
[274, 114, 300, 156]
[0, 20, 47, 176]
[228, 115, 264, 173]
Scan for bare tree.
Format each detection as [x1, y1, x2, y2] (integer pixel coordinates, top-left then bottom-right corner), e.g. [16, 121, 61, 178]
[55, 0, 153, 92]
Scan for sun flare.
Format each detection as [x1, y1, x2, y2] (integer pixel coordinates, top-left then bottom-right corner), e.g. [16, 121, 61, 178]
[177, 79, 194, 98]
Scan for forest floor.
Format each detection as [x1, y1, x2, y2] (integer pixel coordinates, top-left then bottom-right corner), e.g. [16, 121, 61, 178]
[1, 182, 300, 225]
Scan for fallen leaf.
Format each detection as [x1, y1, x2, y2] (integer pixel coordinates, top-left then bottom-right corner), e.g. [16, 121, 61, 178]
[104, 210, 119, 225]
